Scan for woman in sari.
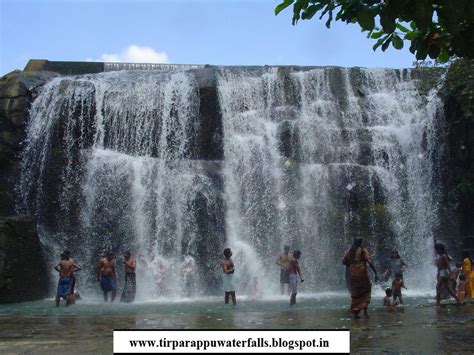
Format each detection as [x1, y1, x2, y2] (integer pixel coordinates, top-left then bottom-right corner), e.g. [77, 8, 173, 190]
[462, 252, 474, 298]
[342, 238, 378, 319]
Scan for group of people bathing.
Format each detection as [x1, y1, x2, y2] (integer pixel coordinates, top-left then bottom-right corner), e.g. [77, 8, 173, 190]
[54, 250, 136, 306]
[343, 238, 474, 319]
[55, 240, 474, 316]
[55, 246, 304, 307]
[221, 246, 304, 306]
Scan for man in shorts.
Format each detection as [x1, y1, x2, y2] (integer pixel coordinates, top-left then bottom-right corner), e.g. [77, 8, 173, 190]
[276, 245, 291, 295]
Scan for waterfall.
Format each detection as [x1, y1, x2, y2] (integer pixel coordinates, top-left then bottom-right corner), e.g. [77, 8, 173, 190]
[217, 67, 442, 293]
[18, 66, 443, 299]
[19, 70, 225, 298]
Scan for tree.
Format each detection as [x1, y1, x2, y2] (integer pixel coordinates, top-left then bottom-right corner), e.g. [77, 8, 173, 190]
[275, 0, 474, 62]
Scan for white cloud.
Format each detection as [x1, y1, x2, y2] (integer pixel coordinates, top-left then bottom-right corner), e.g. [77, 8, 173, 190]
[90, 45, 169, 63]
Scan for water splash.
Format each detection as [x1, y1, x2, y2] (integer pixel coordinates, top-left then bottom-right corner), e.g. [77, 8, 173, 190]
[217, 67, 442, 293]
[18, 66, 443, 299]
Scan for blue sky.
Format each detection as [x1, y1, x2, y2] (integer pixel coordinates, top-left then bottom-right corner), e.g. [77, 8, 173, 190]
[0, 0, 415, 75]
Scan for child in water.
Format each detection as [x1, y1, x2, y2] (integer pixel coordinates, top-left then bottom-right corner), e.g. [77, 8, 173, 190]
[457, 273, 467, 303]
[449, 263, 463, 291]
[391, 272, 406, 304]
[383, 288, 399, 310]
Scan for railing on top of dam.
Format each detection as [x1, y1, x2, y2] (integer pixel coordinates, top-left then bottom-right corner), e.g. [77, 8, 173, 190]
[23, 59, 345, 76]
[23, 59, 205, 75]
[104, 62, 203, 71]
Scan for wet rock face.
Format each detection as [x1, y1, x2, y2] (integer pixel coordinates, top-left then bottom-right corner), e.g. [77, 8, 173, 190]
[0, 73, 30, 216]
[442, 91, 474, 255]
[0, 216, 49, 303]
[0, 71, 52, 303]
[0, 71, 55, 216]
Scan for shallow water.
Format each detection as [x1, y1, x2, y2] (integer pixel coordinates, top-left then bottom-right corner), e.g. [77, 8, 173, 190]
[0, 294, 473, 354]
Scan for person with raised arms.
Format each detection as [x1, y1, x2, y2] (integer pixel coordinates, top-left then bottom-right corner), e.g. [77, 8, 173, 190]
[97, 252, 117, 303]
[54, 252, 81, 307]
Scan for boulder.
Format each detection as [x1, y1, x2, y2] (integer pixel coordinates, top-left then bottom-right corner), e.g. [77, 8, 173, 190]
[0, 216, 49, 303]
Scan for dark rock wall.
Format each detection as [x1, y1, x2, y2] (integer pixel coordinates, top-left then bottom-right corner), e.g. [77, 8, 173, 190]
[0, 216, 49, 303]
[442, 65, 474, 256]
[0, 71, 52, 303]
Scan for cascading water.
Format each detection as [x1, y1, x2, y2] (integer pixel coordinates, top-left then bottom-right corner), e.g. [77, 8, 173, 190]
[217, 67, 443, 293]
[18, 70, 225, 299]
[18, 66, 443, 300]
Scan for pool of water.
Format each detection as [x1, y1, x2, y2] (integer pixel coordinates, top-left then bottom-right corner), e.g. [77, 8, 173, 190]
[1, 293, 473, 354]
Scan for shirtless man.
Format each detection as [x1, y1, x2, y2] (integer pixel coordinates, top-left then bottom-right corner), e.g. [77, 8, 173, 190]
[120, 251, 136, 303]
[276, 245, 291, 295]
[54, 253, 81, 307]
[288, 250, 304, 305]
[63, 250, 77, 304]
[97, 252, 117, 302]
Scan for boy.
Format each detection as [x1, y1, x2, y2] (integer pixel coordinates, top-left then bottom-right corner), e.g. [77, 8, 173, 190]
[288, 250, 304, 305]
[383, 288, 399, 310]
[392, 272, 406, 304]
[54, 253, 81, 307]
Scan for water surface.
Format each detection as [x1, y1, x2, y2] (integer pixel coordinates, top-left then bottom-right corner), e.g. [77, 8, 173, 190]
[1, 294, 473, 354]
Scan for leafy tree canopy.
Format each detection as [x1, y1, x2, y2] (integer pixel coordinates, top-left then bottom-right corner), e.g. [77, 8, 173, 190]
[275, 0, 474, 62]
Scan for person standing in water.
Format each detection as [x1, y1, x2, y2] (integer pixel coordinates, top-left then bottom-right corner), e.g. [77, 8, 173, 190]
[54, 253, 81, 307]
[435, 243, 460, 307]
[391, 272, 407, 304]
[457, 273, 467, 303]
[462, 251, 474, 298]
[383, 250, 407, 282]
[63, 250, 80, 304]
[342, 238, 377, 319]
[120, 251, 136, 303]
[288, 250, 304, 305]
[221, 248, 236, 305]
[97, 252, 117, 303]
[276, 245, 291, 295]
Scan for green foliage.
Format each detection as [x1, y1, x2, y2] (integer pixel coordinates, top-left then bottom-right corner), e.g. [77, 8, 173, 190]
[443, 59, 474, 120]
[275, 0, 474, 62]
